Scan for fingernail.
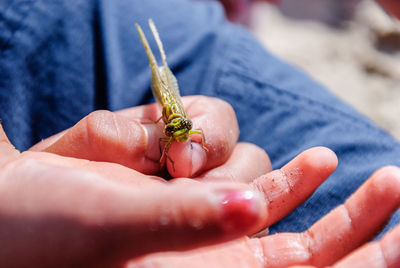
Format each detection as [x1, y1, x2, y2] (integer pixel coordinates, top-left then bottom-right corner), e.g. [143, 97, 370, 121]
[167, 141, 207, 178]
[141, 122, 164, 162]
[219, 189, 263, 233]
[189, 142, 207, 176]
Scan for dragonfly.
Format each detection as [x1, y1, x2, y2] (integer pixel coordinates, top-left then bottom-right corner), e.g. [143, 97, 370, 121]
[135, 19, 207, 170]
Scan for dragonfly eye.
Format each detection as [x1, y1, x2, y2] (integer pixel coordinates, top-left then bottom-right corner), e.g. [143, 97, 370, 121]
[183, 119, 193, 130]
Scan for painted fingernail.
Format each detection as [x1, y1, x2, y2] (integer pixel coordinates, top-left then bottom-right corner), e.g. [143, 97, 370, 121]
[219, 189, 263, 233]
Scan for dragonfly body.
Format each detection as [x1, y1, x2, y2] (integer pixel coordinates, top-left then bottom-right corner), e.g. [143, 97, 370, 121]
[136, 19, 207, 168]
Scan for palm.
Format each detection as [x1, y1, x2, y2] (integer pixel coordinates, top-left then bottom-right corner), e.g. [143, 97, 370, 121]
[129, 169, 400, 268]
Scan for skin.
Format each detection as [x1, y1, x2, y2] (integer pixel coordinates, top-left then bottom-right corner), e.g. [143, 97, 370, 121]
[31, 96, 242, 178]
[2, 96, 400, 267]
[129, 166, 400, 268]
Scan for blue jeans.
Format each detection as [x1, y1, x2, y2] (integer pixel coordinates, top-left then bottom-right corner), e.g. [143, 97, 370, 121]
[0, 0, 399, 236]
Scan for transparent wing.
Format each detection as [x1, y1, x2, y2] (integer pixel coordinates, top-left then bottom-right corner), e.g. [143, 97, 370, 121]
[136, 22, 166, 107]
[159, 66, 186, 116]
[135, 23, 161, 80]
[147, 19, 186, 117]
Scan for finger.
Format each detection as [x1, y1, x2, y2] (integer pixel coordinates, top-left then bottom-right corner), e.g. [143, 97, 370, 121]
[0, 161, 267, 266]
[251, 147, 338, 226]
[0, 123, 20, 166]
[168, 96, 239, 177]
[34, 96, 239, 178]
[120, 183, 267, 256]
[31, 110, 164, 175]
[256, 166, 400, 268]
[195, 142, 272, 183]
[127, 207, 400, 268]
[333, 223, 400, 268]
[166, 146, 336, 246]
[118, 96, 240, 178]
[3, 123, 157, 188]
[21, 150, 165, 187]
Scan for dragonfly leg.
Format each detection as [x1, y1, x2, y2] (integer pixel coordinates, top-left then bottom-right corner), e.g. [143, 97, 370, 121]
[160, 137, 175, 171]
[155, 115, 163, 123]
[190, 128, 208, 152]
[159, 137, 170, 155]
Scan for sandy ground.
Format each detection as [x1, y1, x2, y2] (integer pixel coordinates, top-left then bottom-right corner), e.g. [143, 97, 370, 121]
[249, 0, 400, 141]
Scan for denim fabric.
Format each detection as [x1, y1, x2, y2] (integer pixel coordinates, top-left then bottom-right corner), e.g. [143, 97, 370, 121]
[0, 0, 399, 236]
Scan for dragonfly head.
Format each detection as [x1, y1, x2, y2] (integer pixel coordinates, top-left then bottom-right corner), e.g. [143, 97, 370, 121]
[165, 118, 193, 142]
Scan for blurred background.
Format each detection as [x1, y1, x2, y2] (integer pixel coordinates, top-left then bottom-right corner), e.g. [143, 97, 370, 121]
[220, 0, 400, 140]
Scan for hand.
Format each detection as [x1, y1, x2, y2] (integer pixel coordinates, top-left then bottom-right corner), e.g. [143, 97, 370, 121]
[0, 122, 272, 267]
[31, 96, 250, 179]
[127, 166, 400, 268]
[27, 96, 342, 267]
[29, 96, 400, 267]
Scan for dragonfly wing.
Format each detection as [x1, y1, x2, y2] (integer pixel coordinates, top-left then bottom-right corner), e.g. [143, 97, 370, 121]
[136, 22, 166, 106]
[148, 19, 186, 116]
[137, 20, 187, 118]
[136, 24, 160, 76]
[160, 66, 186, 117]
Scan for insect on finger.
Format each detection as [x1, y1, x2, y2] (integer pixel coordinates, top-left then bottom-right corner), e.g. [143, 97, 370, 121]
[136, 19, 208, 171]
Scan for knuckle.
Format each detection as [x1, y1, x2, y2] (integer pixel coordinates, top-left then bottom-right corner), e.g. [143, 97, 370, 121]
[85, 110, 114, 135]
[82, 110, 121, 145]
[80, 110, 148, 160]
[301, 230, 316, 263]
[251, 176, 270, 203]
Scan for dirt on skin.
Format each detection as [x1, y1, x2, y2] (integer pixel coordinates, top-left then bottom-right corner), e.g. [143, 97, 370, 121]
[249, 0, 400, 141]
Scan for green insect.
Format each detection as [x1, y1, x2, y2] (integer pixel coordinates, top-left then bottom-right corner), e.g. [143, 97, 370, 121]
[136, 19, 207, 169]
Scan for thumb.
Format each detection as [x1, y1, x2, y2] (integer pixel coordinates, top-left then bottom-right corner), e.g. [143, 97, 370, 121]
[30, 110, 164, 174]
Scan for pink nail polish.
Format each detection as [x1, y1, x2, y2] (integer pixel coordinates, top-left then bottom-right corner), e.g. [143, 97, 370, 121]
[220, 190, 261, 233]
